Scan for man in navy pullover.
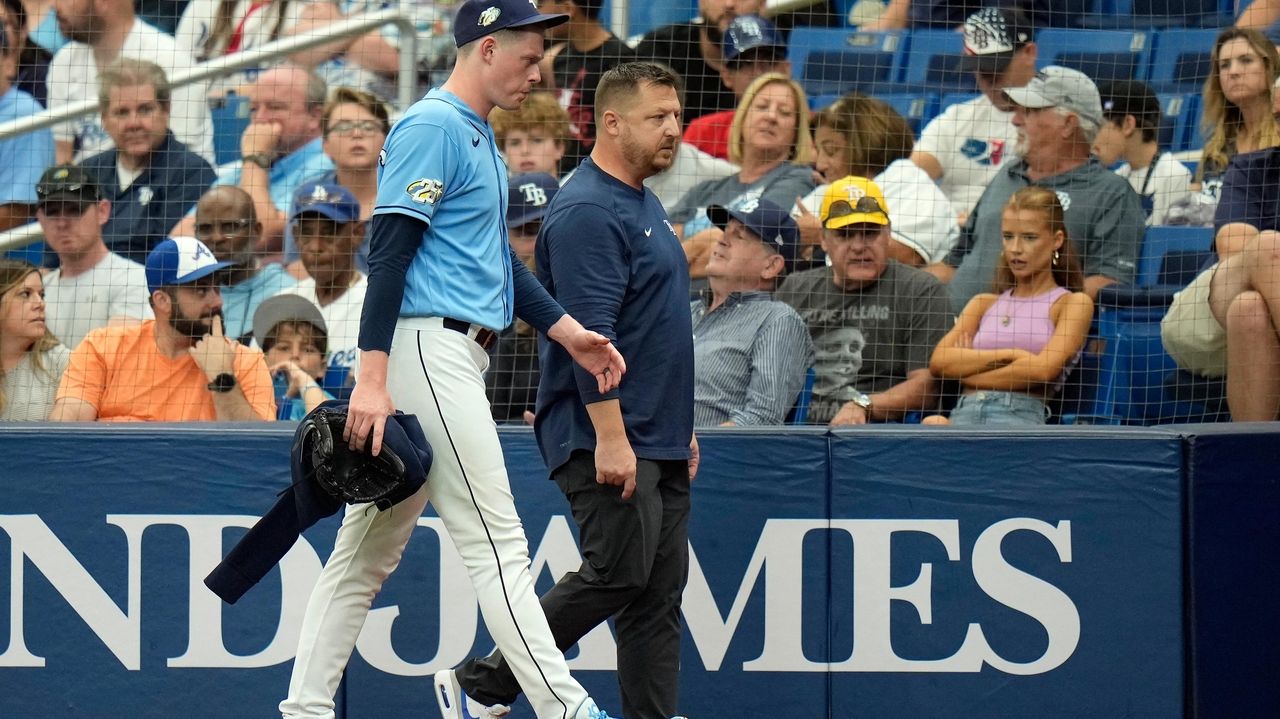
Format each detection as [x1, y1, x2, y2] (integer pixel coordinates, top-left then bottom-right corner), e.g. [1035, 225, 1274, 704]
[453, 62, 697, 719]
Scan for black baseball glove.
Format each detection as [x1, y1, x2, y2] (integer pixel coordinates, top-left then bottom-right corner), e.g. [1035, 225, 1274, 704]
[297, 405, 408, 510]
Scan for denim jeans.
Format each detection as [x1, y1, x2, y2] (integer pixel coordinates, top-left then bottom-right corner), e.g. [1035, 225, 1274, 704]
[949, 391, 1051, 426]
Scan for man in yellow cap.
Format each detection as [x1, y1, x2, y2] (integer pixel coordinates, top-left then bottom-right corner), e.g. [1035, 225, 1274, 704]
[775, 176, 949, 425]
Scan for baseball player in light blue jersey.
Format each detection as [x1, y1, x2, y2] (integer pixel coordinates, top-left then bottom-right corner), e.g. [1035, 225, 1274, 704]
[278, 1, 629, 718]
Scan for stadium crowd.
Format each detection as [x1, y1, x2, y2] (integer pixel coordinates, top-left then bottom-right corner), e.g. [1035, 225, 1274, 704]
[3, 0, 1280, 424]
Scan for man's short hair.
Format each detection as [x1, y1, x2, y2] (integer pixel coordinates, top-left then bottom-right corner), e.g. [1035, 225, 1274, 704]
[594, 62, 681, 118]
[490, 91, 570, 145]
[323, 86, 391, 136]
[98, 57, 171, 108]
[265, 64, 327, 112]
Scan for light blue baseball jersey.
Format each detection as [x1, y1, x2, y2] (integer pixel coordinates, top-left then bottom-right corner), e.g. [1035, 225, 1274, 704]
[373, 88, 513, 331]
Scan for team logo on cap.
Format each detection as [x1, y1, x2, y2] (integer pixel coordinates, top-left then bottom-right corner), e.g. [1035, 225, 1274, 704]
[964, 7, 1014, 55]
[309, 184, 332, 203]
[53, 167, 69, 180]
[841, 183, 867, 202]
[407, 178, 444, 205]
[519, 182, 548, 206]
[478, 7, 500, 26]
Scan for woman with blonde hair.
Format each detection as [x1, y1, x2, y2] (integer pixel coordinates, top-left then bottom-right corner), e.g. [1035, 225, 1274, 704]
[795, 92, 958, 267]
[669, 72, 817, 277]
[927, 187, 1093, 425]
[0, 260, 69, 421]
[1197, 28, 1280, 192]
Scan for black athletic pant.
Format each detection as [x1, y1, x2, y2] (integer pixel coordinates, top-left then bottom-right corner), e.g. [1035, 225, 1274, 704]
[458, 450, 692, 719]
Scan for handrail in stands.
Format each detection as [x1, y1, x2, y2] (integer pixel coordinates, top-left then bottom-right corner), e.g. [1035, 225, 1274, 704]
[0, 7, 418, 254]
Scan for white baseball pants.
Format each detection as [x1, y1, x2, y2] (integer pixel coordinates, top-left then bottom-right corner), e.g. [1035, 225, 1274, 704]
[280, 317, 591, 719]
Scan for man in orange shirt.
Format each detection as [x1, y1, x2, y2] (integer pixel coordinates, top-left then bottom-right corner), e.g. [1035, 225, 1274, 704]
[51, 236, 275, 422]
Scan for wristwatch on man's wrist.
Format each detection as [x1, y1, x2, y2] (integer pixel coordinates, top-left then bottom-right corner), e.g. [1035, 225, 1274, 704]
[207, 373, 238, 393]
[242, 153, 271, 169]
[852, 391, 874, 412]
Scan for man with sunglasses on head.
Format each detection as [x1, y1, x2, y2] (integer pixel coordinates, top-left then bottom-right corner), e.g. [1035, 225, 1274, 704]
[37, 164, 153, 350]
[194, 186, 297, 343]
[274, 181, 366, 376]
[776, 176, 949, 425]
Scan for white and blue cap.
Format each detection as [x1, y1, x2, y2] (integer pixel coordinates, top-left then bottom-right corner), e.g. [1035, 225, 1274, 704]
[723, 15, 786, 64]
[290, 181, 360, 223]
[706, 197, 801, 272]
[453, 0, 569, 48]
[145, 236, 236, 294]
[507, 172, 560, 229]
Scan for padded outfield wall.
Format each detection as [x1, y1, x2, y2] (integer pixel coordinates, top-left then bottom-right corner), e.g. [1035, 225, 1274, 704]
[0, 424, 1276, 718]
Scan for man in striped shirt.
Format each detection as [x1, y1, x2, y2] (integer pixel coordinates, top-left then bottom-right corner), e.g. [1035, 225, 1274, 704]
[691, 198, 814, 425]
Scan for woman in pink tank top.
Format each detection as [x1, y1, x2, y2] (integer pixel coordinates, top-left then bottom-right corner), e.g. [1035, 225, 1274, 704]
[927, 186, 1095, 425]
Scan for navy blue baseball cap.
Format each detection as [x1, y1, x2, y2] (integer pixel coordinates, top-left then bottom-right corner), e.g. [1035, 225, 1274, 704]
[707, 198, 800, 271]
[507, 172, 559, 229]
[290, 181, 360, 223]
[723, 15, 786, 64]
[453, 0, 569, 48]
[146, 236, 236, 293]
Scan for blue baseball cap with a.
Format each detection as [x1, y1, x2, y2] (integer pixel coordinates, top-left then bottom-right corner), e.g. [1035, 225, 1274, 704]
[290, 181, 360, 223]
[507, 172, 559, 229]
[453, 0, 569, 48]
[723, 15, 786, 63]
[145, 236, 236, 293]
[706, 198, 801, 272]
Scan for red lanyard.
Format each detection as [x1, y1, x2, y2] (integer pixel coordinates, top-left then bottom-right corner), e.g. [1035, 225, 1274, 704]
[227, 0, 272, 53]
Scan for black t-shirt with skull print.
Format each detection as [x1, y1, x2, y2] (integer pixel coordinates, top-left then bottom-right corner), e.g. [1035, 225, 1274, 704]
[775, 262, 949, 424]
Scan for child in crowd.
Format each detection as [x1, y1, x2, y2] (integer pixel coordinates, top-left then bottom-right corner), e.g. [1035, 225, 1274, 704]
[1093, 80, 1192, 225]
[490, 91, 570, 177]
[252, 294, 333, 421]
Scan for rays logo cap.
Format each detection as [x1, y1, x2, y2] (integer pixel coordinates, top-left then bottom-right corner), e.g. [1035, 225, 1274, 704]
[723, 15, 786, 64]
[958, 6, 1035, 74]
[146, 236, 236, 294]
[290, 181, 360, 223]
[1003, 65, 1104, 127]
[507, 172, 560, 229]
[453, 0, 569, 48]
[820, 176, 891, 230]
[706, 198, 801, 272]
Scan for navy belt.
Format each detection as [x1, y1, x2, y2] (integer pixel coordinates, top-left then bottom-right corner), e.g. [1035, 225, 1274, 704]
[442, 317, 498, 351]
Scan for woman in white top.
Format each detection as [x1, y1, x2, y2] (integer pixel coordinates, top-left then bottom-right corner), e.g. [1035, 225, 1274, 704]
[796, 93, 959, 267]
[0, 260, 69, 421]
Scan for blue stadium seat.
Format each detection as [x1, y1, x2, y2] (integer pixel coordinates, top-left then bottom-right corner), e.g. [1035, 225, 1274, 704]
[899, 29, 977, 94]
[875, 93, 939, 133]
[1137, 225, 1213, 287]
[1148, 28, 1218, 93]
[809, 93, 841, 111]
[1156, 93, 1199, 153]
[1077, 0, 1230, 28]
[1071, 226, 1218, 424]
[787, 367, 817, 425]
[211, 93, 251, 167]
[1035, 28, 1152, 84]
[788, 29, 907, 97]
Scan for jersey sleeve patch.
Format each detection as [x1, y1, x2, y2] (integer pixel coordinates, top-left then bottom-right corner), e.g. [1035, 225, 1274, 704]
[407, 178, 445, 205]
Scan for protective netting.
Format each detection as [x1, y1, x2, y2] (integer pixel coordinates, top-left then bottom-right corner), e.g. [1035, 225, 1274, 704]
[1, 0, 1274, 425]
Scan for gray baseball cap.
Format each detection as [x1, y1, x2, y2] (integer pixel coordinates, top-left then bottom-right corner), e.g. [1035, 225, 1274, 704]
[1003, 66, 1103, 127]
